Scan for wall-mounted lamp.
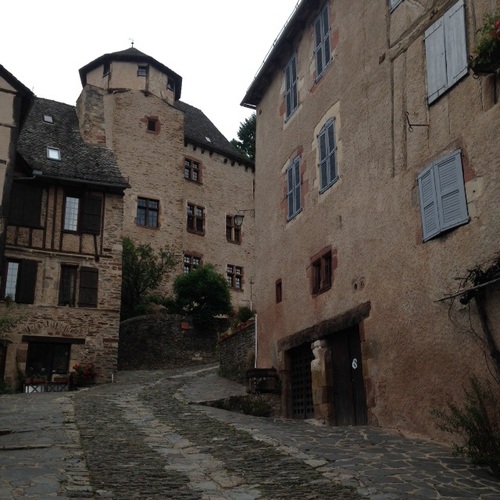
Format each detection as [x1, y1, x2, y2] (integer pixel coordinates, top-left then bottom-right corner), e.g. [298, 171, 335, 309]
[234, 209, 255, 227]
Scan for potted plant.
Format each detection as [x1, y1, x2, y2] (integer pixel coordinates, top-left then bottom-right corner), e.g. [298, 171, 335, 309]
[469, 10, 500, 75]
[70, 362, 98, 388]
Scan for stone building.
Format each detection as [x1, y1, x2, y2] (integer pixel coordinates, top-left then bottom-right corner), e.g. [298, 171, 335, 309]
[77, 48, 255, 309]
[0, 47, 255, 388]
[242, 0, 500, 439]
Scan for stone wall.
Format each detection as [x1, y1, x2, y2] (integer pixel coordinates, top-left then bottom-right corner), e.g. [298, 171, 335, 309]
[118, 314, 218, 370]
[218, 320, 255, 382]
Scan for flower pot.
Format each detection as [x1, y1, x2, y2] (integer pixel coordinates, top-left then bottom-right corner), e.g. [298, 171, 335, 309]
[470, 46, 500, 75]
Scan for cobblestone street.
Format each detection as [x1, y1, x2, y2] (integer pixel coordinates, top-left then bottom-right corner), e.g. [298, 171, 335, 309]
[1, 364, 500, 499]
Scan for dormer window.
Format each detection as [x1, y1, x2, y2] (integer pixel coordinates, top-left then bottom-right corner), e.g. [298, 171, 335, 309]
[47, 147, 61, 161]
[137, 65, 148, 76]
[43, 115, 53, 124]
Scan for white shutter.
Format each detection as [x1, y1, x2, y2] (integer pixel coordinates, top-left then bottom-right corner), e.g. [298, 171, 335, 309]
[444, 0, 467, 87]
[434, 149, 468, 231]
[425, 18, 447, 104]
[418, 165, 441, 241]
[389, 0, 403, 11]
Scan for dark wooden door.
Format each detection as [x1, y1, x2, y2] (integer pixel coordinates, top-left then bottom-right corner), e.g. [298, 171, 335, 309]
[331, 327, 367, 425]
[290, 344, 314, 419]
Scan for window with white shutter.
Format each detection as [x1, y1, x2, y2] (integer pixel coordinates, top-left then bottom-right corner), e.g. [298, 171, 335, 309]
[285, 54, 298, 119]
[418, 149, 469, 241]
[424, 0, 468, 104]
[287, 156, 301, 220]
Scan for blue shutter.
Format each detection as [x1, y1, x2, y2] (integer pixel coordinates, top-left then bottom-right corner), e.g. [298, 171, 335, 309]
[434, 149, 468, 231]
[418, 165, 441, 241]
[294, 157, 301, 215]
[314, 16, 324, 76]
[287, 166, 294, 218]
[327, 120, 337, 184]
[318, 129, 328, 190]
[291, 56, 297, 112]
[389, 0, 403, 11]
[285, 55, 298, 118]
[444, 0, 467, 87]
[425, 18, 447, 104]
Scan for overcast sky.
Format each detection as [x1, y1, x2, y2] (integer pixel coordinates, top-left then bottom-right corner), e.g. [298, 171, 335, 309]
[2, 0, 299, 141]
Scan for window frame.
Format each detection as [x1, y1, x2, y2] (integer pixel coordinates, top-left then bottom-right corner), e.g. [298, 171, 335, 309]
[136, 197, 159, 228]
[59, 265, 78, 306]
[226, 265, 243, 290]
[63, 196, 80, 232]
[47, 147, 61, 161]
[287, 156, 302, 220]
[183, 254, 202, 273]
[187, 203, 205, 235]
[226, 215, 241, 244]
[311, 250, 332, 296]
[276, 279, 283, 304]
[417, 149, 469, 242]
[2, 259, 37, 304]
[184, 158, 202, 183]
[314, 2, 331, 80]
[424, 0, 467, 105]
[58, 265, 98, 308]
[318, 118, 338, 193]
[137, 65, 148, 77]
[284, 53, 298, 119]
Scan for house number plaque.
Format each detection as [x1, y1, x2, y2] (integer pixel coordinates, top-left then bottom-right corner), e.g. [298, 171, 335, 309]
[352, 358, 358, 369]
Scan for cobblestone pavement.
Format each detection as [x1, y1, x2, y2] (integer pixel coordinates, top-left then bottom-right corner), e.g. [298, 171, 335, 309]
[1, 364, 500, 499]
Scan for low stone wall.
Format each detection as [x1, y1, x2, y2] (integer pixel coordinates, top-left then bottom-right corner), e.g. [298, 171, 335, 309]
[118, 314, 217, 370]
[218, 320, 255, 382]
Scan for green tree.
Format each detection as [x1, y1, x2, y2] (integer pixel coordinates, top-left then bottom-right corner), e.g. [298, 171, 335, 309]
[173, 264, 232, 331]
[231, 113, 256, 162]
[121, 237, 177, 320]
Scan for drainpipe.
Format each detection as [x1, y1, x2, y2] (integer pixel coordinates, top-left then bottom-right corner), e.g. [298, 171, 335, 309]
[254, 313, 258, 368]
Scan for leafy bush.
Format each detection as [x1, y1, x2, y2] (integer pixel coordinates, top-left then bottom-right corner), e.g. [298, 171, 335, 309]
[432, 376, 500, 477]
[236, 306, 254, 324]
[471, 10, 500, 67]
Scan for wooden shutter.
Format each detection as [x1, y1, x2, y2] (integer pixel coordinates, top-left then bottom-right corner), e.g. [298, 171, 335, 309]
[78, 267, 98, 307]
[287, 166, 294, 218]
[434, 150, 468, 231]
[318, 128, 328, 190]
[418, 164, 441, 241]
[17, 260, 37, 304]
[314, 16, 324, 76]
[321, 6, 331, 67]
[81, 196, 102, 234]
[444, 0, 467, 87]
[389, 0, 403, 11]
[425, 18, 447, 103]
[291, 56, 297, 112]
[9, 184, 42, 227]
[327, 120, 337, 184]
[294, 158, 301, 215]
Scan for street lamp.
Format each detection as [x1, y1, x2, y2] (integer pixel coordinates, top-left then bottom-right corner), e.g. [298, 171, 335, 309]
[233, 209, 255, 227]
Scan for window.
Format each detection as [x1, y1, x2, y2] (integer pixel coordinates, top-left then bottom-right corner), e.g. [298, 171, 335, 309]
[58, 266, 98, 307]
[103, 62, 110, 75]
[59, 266, 77, 306]
[47, 147, 61, 161]
[187, 204, 205, 234]
[276, 279, 283, 303]
[183, 254, 202, 273]
[226, 216, 241, 243]
[227, 265, 243, 290]
[318, 119, 337, 192]
[424, 0, 467, 104]
[311, 251, 332, 295]
[167, 77, 175, 91]
[63, 194, 102, 234]
[2, 259, 37, 304]
[9, 183, 42, 228]
[314, 2, 331, 78]
[389, 0, 403, 11]
[184, 158, 201, 182]
[285, 54, 298, 119]
[147, 118, 158, 132]
[136, 198, 159, 228]
[64, 197, 79, 231]
[137, 65, 148, 76]
[418, 149, 469, 242]
[43, 114, 53, 123]
[287, 156, 301, 219]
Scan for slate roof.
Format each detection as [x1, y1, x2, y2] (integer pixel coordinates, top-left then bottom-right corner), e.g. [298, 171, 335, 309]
[79, 47, 183, 101]
[175, 100, 253, 169]
[17, 98, 129, 191]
